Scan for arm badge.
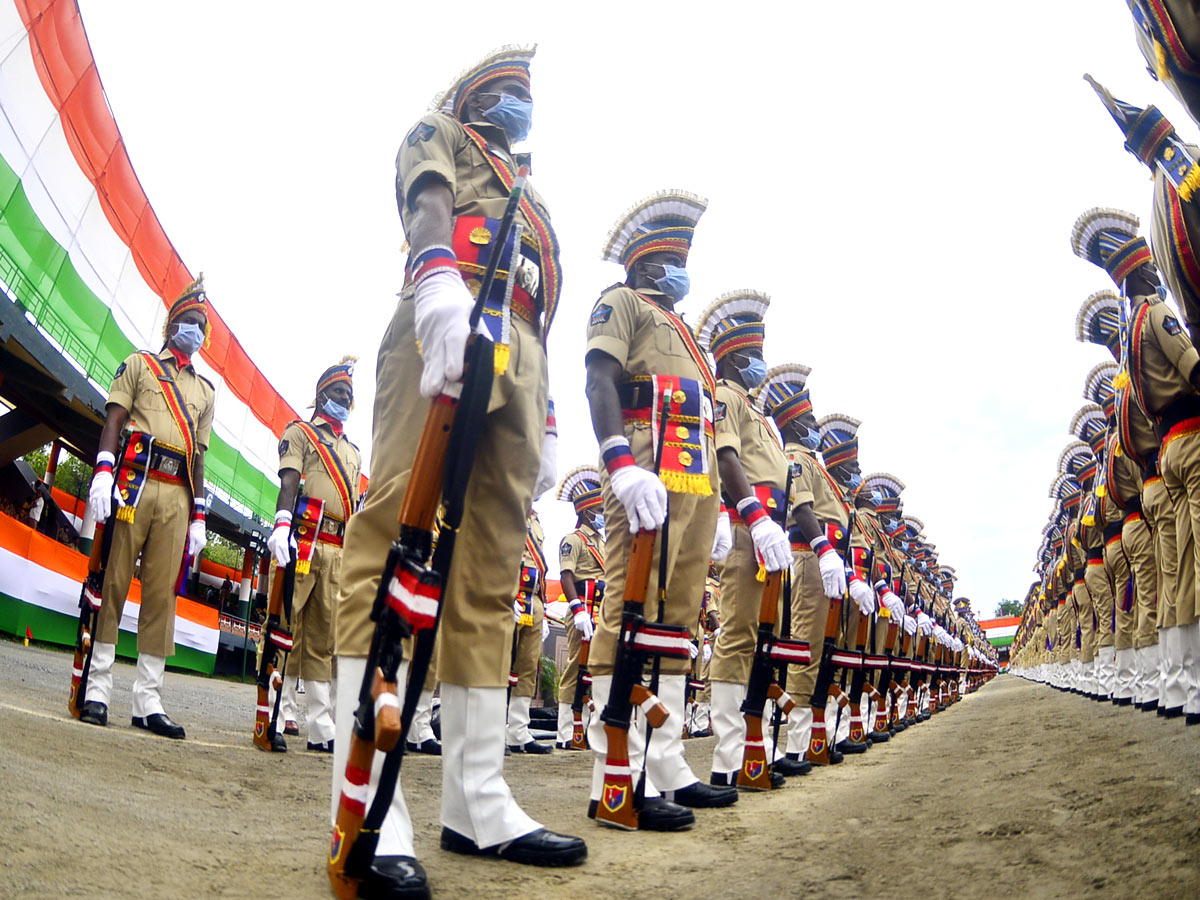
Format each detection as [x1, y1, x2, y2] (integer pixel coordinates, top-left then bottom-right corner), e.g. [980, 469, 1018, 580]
[1164, 314, 1183, 336]
[590, 304, 613, 326]
[406, 121, 436, 147]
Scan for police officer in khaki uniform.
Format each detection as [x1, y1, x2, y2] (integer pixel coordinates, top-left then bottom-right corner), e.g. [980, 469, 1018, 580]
[754, 364, 850, 768]
[265, 359, 361, 752]
[692, 290, 792, 788]
[1124, 6, 1200, 138]
[1072, 208, 1197, 717]
[584, 189, 733, 830]
[330, 46, 584, 896]
[507, 508, 551, 754]
[554, 466, 605, 749]
[81, 275, 216, 740]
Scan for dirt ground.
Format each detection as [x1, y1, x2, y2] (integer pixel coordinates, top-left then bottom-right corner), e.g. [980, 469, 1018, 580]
[2, 641, 1199, 900]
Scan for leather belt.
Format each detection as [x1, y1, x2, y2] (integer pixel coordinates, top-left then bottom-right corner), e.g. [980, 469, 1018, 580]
[1157, 395, 1200, 435]
[148, 444, 187, 484]
[317, 516, 345, 545]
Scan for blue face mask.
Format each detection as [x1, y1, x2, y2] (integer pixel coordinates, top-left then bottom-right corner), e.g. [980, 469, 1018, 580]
[735, 357, 768, 388]
[799, 430, 821, 451]
[591, 514, 605, 533]
[869, 490, 883, 505]
[171, 322, 205, 355]
[653, 264, 691, 301]
[322, 398, 350, 422]
[483, 93, 533, 142]
[847, 472, 863, 490]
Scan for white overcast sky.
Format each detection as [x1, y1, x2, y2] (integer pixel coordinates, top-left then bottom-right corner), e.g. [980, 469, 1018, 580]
[75, 1, 1191, 613]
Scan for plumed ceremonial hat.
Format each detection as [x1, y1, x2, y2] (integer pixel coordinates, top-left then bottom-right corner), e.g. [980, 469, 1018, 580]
[695, 289, 770, 364]
[1084, 360, 1119, 417]
[1069, 402, 1108, 454]
[1058, 439, 1097, 483]
[432, 44, 536, 118]
[557, 464, 602, 514]
[163, 272, 210, 347]
[1075, 290, 1123, 357]
[601, 190, 708, 270]
[862, 472, 905, 513]
[752, 363, 813, 430]
[1049, 472, 1083, 510]
[1071, 207, 1153, 287]
[316, 356, 356, 397]
[818, 413, 861, 471]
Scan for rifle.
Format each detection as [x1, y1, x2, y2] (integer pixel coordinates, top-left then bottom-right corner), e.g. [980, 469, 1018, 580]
[569, 579, 602, 750]
[69, 433, 129, 718]
[738, 466, 810, 789]
[253, 501, 314, 751]
[328, 170, 528, 897]
[595, 387, 686, 831]
[845, 543, 875, 745]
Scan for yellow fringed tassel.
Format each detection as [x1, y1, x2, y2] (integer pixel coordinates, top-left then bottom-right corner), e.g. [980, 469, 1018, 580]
[518, 613, 533, 626]
[658, 470, 713, 496]
[296, 560, 311, 575]
[1113, 368, 1130, 390]
[1082, 513, 1095, 526]
[1096, 484, 1107, 498]
[116, 505, 135, 524]
[493, 342, 510, 375]
[1156, 40, 1171, 83]
[1179, 160, 1200, 203]
[755, 562, 766, 583]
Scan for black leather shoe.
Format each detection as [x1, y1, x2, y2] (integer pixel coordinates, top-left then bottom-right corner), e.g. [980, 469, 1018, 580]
[508, 740, 553, 754]
[307, 739, 334, 753]
[587, 796, 694, 831]
[1186, 713, 1200, 726]
[80, 701, 108, 727]
[835, 739, 868, 755]
[358, 855, 430, 900]
[269, 733, 287, 752]
[1116, 697, 1132, 706]
[283, 720, 300, 736]
[1157, 705, 1168, 717]
[665, 780, 738, 808]
[689, 728, 713, 738]
[892, 721, 907, 733]
[773, 755, 812, 777]
[1164, 705, 1184, 719]
[709, 771, 735, 786]
[767, 770, 785, 789]
[868, 729, 891, 743]
[132, 713, 185, 739]
[555, 741, 572, 750]
[405, 738, 441, 755]
[440, 827, 586, 867]
[1142, 701, 1159, 712]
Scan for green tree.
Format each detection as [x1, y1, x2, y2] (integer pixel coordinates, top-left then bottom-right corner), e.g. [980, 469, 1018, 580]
[994, 598, 1022, 617]
[22, 444, 93, 498]
[204, 532, 244, 570]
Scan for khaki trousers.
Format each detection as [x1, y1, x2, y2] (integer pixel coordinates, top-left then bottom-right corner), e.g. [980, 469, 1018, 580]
[558, 621, 583, 701]
[288, 539, 340, 682]
[334, 298, 547, 688]
[1085, 558, 1115, 650]
[1106, 534, 1134, 652]
[590, 432, 719, 678]
[1123, 512, 1158, 649]
[1161, 430, 1200, 626]
[710, 525, 766, 686]
[1143, 476, 1176, 632]
[784, 548, 828, 706]
[97, 477, 190, 657]
[511, 596, 544, 698]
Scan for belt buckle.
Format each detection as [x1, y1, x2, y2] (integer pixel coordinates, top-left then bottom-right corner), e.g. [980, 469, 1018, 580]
[515, 254, 540, 297]
[159, 457, 180, 477]
[321, 519, 338, 535]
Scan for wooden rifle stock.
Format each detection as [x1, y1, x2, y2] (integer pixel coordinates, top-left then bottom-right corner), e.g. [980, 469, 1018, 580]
[253, 547, 298, 752]
[737, 570, 782, 790]
[570, 636, 592, 750]
[69, 521, 109, 718]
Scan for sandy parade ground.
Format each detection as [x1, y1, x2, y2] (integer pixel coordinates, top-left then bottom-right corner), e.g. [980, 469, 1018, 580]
[3, 640, 1199, 900]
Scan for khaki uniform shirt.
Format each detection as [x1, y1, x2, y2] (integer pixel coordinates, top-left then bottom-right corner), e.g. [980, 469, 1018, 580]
[278, 417, 362, 522]
[107, 348, 215, 463]
[714, 379, 787, 492]
[1116, 386, 1160, 470]
[521, 511, 547, 586]
[396, 113, 552, 245]
[559, 523, 605, 582]
[1129, 293, 1200, 417]
[1107, 431, 1145, 509]
[783, 442, 848, 535]
[585, 285, 718, 489]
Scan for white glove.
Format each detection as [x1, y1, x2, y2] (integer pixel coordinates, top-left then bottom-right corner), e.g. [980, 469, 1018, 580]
[903, 615, 917, 636]
[187, 519, 207, 558]
[267, 523, 292, 568]
[572, 608, 594, 641]
[702, 642, 713, 663]
[916, 612, 933, 636]
[88, 468, 116, 524]
[534, 426, 557, 498]
[875, 582, 905, 622]
[711, 510, 733, 561]
[512, 598, 524, 622]
[604, 440, 668, 533]
[542, 618, 550, 641]
[748, 516, 791, 572]
[688, 641, 699, 660]
[848, 577, 875, 616]
[413, 269, 474, 398]
[810, 536, 847, 599]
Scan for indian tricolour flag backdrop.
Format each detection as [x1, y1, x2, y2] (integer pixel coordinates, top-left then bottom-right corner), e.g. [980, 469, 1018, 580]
[0, 0, 298, 670]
